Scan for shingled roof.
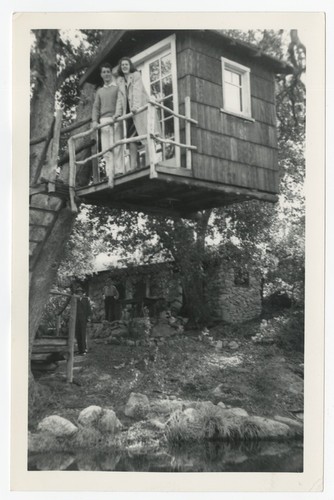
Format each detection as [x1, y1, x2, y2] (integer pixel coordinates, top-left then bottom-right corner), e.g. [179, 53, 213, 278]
[80, 29, 293, 86]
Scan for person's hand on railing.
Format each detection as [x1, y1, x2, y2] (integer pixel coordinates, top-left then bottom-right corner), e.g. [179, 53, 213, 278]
[92, 121, 98, 130]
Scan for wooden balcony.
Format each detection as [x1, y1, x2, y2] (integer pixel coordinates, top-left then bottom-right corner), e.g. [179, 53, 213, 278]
[68, 97, 277, 218]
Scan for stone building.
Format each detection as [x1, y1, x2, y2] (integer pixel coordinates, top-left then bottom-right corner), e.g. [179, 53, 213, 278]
[85, 258, 262, 325]
[205, 262, 262, 324]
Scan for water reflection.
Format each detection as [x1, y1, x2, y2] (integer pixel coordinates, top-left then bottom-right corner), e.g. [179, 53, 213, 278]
[28, 441, 303, 472]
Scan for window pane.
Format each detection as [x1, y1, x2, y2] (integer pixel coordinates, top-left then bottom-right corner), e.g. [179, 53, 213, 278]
[164, 117, 175, 138]
[162, 76, 173, 99]
[149, 60, 160, 83]
[225, 83, 242, 112]
[150, 81, 161, 98]
[224, 69, 233, 83]
[231, 71, 242, 86]
[161, 54, 172, 77]
[163, 96, 174, 116]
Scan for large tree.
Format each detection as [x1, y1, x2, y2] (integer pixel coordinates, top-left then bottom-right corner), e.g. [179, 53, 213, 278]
[29, 30, 109, 399]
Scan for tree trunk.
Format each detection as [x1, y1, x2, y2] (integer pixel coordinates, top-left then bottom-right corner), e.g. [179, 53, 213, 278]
[30, 30, 59, 184]
[171, 211, 212, 326]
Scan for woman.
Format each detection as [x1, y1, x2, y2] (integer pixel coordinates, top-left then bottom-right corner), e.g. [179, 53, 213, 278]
[115, 57, 161, 170]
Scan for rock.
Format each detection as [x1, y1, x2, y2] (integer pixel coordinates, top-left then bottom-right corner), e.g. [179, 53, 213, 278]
[37, 415, 78, 437]
[273, 415, 303, 435]
[151, 324, 176, 338]
[215, 340, 223, 350]
[78, 406, 103, 427]
[99, 409, 123, 433]
[217, 402, 226, 409]
[124, 392, 150, 418]
[126, 340, 136, 346]
[111, 327, 128, 337]
[246, 416, 292, 439]
[219, 407, 249, 417]
[228, 341, 239, 350]
[212, 384, 225, 398]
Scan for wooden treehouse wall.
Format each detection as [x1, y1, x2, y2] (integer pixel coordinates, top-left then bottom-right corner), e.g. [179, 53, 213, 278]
[176, 32, 279, 195]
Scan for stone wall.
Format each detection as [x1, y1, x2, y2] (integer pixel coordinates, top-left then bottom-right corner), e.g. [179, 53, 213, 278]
[87, 265, 183, 322]
[86, 261, 262, 324]
[205, 264, 262, 323]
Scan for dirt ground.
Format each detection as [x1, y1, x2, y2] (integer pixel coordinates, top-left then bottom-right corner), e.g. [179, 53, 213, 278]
[29, 319, 304, 430]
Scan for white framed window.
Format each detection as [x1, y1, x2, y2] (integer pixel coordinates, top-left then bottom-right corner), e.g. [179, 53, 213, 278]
[221, 57, 252, 119]
[132, 35, 180, 166]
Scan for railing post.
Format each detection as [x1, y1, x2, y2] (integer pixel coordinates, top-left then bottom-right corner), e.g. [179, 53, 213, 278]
[185, 96, 192, 169]
[66, 295, 77, 383]
[147, 102, 157, 178]
[68, 137, 78, 213]
[91, 128, 100, 184]
[123, 120, 128, 173]
[106, 124, 115, 188]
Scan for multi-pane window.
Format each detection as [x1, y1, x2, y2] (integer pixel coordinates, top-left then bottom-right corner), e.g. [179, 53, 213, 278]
[133, 35, 179, 165]
[221, 57, 252, 119]
[148, 53, 175, 160]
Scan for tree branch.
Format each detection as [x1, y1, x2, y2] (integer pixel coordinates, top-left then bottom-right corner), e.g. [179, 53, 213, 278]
[56, 57, 92, 88]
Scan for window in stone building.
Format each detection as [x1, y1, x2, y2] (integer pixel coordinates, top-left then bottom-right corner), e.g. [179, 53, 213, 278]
[234, 267, 250, 287]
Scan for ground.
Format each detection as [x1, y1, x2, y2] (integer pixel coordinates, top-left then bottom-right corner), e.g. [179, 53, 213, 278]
[29, 318, 304, 430]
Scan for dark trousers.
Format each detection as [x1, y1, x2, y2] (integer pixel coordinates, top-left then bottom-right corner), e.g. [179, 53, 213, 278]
[105, 296, 116, 322]
[75, 318, 87, 353]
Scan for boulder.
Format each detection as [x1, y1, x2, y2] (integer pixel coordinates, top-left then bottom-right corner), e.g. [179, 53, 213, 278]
[217, 402, 226, 409]
[98, 409, 123, 433]
[219, 407, 249, 417]
[215, 340, 223, 351]
[78, 406, 103, 427]
[246, 416, 292, 439]
[124, 392, 150, 418]
[149, 399, 184, 417]
[273, 415, 303, 435]
[37, 415, 78, 437]
[228, 341, 239, 350]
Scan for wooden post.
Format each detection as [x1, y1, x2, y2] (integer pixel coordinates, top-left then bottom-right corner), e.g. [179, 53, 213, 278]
[106, 124, 115, 188]
[147, 102, 157, 178]
[68, 137, 78, 213]
[123, 119, 128, 173]
[91, 128, 100, 184]
[185, 97, 192, 169]
[66, 295, 77, 383]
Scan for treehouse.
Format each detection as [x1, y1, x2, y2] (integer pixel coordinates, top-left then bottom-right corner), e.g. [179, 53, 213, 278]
[69, 30, 293, 217]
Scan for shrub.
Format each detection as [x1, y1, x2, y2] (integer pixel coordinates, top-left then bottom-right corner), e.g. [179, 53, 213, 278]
[276, 309, 304, 352]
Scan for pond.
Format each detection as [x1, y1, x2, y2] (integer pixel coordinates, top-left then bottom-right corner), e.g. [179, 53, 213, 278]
[28, 440, 303, 472]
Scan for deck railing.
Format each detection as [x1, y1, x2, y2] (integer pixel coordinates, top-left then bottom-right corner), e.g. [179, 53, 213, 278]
[67, 96, 197, 212]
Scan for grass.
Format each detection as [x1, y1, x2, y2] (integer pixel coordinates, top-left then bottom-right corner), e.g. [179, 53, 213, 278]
[164, 406, 264, 444]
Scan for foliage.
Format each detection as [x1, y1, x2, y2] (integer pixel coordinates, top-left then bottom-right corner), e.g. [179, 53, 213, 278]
[275, 309, 305, 352]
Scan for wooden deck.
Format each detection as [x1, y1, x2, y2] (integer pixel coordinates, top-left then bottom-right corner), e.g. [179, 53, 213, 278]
[75, 163, 278, 217]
